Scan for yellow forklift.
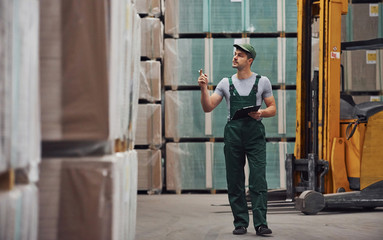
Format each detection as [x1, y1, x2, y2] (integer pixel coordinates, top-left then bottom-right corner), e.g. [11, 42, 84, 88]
[285, 0, 383, 214]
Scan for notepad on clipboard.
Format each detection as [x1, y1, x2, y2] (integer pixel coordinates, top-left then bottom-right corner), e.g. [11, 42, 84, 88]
[231, 105, 261, 120]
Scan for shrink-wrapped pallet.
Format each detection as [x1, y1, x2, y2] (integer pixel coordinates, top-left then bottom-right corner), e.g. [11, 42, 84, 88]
[165, 0, 297, 36]
[38, 151, 138, 240]
[0, 184, 39, 240]
[137, 149, 162, 192]
[164, 38, 205, 88]
[136, 0, 162, 17]
[261, 90, 297, 138]
[164, 37, 297, 87]
[165, 89, 295, 139]
[135, 104, 162, 147]
[0, 0, 40, 179]
[265, 142, 295, 189]
[139, 61, 162, 102]
[165, 90, 228, 139]
[166, 142, 226, 191]
[166, 142, 294, 191]
[165, 0, 205, 37]
[40, 0, 141, 149]
[141, 17, 164, 59]
[344, 3, 382, 42]
[342, 49, 383, 92]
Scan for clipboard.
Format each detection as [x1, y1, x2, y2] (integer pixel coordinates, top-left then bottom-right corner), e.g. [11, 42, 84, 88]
[231, 105, 261, 120]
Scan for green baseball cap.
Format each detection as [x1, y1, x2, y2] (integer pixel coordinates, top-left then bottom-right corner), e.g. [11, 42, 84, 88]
[233, 43, 256, 59]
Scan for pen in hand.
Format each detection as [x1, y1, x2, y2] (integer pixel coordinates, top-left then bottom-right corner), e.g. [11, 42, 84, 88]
[198, 69, 208, 87]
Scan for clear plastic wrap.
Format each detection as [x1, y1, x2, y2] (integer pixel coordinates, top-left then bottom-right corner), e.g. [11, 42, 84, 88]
[0, 0, 12, 172]
[165, 0, 204, 37]
[40, 0, 109, 141]
[261, 90, 296, 138]
[134, 104, 162, 147]
[109, 2, 141, 143]
[165, 88, 296, 139]
[136, 149, 162, 193]
[0, 0, 40, 177]
[165, 141, 295, 191]
[164, 38, 205, 88]
[166, 142, 212, 191]
[139, 61, 161, 102]
[128, 11, 142, 146]
[342, 49, 382, 92]
[265, 142, 295, 189]
[140, 17, 164, 59]
[38, 151, 138, 240]
[165, 0, 297, 36]
[211, 0, 243, 33]
[40, 0, 142, 152]
[340, 3, 382, 92]
[164, 37, 297, 87]
[165, 90, 227, 139]
[136, 0, 162, 17]
[346, 3, 382, 42]
[0, 184, 39, 240]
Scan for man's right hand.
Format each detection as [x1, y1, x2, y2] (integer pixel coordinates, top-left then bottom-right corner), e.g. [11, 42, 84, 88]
[198, 69, 208, 89]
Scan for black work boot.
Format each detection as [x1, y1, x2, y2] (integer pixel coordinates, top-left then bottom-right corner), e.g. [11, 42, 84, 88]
[232, 226, 247, 235]
[255, 225, 272, 236]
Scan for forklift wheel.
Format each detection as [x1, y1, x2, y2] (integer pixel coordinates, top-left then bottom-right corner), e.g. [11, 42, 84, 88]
[295, 190, 325, 215]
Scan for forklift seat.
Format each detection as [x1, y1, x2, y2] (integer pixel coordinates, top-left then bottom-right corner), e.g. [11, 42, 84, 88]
[354, 102, 383, 120]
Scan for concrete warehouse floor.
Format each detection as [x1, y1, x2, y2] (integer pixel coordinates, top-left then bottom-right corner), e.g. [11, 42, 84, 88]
[136, 193, 383, 240]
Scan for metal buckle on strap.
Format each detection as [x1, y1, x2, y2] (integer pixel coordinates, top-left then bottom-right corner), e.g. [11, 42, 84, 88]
[229, 85, 235, 96]
[252, 85, 258, 93]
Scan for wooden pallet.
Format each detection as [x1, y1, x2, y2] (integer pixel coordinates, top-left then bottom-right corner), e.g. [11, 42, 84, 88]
[0, 169, 15, 191]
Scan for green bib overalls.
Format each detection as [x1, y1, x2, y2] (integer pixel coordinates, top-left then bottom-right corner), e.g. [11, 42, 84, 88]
[224, 75, 268, 229]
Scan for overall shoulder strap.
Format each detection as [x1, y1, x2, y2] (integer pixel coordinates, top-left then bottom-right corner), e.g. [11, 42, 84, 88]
[228, 77, 238, 96]
[252, 74, 261, 94]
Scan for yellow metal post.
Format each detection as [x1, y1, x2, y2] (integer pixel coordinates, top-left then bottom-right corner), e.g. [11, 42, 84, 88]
[294, 0, 307, 159]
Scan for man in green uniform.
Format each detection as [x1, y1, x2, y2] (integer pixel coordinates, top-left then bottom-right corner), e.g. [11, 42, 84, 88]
[198, 43, 276, 236]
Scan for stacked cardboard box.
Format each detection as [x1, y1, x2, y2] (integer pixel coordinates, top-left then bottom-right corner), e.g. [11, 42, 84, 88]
[38, 1, 141, 240]
[342, 49, 382, 92]
[141, 17, 164, 60]
[136, 0, 162, 17]
[135, 3, 164, 193]
[139, 61, 162, 102]
[345, 3, 382, 42]
[135, 104, 162, 147]
[137, 149, 162, 192]
[40, 0, 141, 146]
[38, 152, 137, 240]
[341, 3, 382, 93]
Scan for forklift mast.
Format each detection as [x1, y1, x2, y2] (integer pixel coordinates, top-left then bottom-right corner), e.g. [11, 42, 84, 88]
[286, 0, 383, 214]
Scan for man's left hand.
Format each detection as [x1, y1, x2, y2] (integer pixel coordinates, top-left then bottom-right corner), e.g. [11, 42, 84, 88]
[249, 110, 262, 120]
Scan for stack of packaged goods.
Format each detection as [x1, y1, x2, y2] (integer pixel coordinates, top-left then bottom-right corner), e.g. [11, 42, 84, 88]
[341, 3, 383, 103]
[166, 142, 295, 191]
[135, 0, 164, 194]
[164, 0, 298, 192]
[0, 0, 40, 239]
[38, 0, 140, 239]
